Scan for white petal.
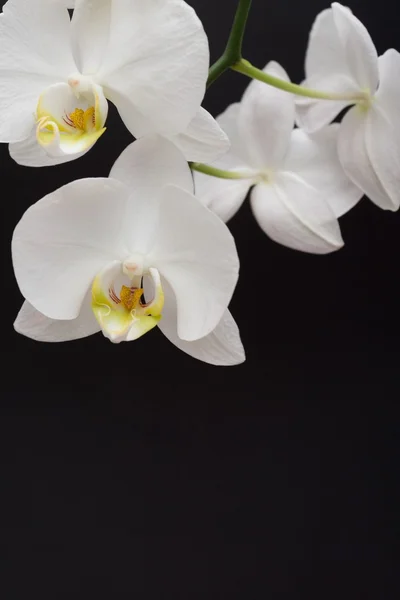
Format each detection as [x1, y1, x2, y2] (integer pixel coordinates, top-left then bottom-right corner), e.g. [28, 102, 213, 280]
[375, 49, 400, 115]
[217, 103, 251, 166]
[305, 7, 350, 84]
[102, 88, 160, 139]
[158, 281, 245, 366]
[284, 126, 363, 217]
[295, 86, 355, 134]
[337, 106, 391, 210]
[12, 178, 130, 320]
[53, 1, 75, 6]
[149, 185, 239, 342]
[296, 6, 363, 132]
[14, 296, 100, 343]
[365, 50, 400, 211]
[9, 126, 88, 167]
[238, 61, 295, 169]
[110, 135, 194, 252]
[97, 0, 209, 136]
[201, 103, 253, 171]
[170, 108, 230, 163]
[0, 0, 76, 142]
[303, 4, 378, 90]
[193, 172, 252, 222]
[250, 175, 344, 254]
[110, 135, 194, 195]
[331, 3, 379, 92]
[189, 102, 255, 219]
[71, 0, 111, 75]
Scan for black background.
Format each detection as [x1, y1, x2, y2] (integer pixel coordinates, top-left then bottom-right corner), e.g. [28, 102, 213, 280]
[2, 0, 399, 597]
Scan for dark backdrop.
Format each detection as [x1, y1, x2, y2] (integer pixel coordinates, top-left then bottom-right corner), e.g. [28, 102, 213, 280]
[2, 0, 399, 598]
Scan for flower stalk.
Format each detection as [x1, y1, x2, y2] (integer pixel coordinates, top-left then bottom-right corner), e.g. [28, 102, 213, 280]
[207, 0, 252, 87]
[232, 59, 364, 102]
[191, 162, 252, 180]
[207, 0, 363, 103]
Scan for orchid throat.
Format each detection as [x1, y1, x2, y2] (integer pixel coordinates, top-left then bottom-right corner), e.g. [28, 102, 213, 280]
[35, 78, 108, 157]
[91, 260, 165, 344]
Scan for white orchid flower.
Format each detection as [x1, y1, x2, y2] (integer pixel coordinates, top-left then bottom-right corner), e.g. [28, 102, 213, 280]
[12, 136, 244, 366]
[296, 2, 400, 212]
[0, 0, 228, 167]
[194, 62, 362, 254]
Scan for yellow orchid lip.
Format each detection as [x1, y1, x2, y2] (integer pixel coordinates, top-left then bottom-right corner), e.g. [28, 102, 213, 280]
[36, 118, 106, 154]
[35, 81, 108, 156]
[91, 263, 165, 343]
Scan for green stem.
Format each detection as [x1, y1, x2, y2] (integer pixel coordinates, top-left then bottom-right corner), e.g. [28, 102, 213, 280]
[232, 58, 364, 102]
[191, 162, 253, 180]
[207, 0, 252, 88]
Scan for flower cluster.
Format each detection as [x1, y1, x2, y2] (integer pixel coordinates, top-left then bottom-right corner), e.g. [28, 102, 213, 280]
[3, 0, 399, 366]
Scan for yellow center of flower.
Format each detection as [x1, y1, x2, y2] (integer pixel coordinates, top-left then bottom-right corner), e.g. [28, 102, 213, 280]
[35, 82, 107, 155]
[119, 286, 144, 311]
[64, 107, 96, 132]
[91, 265, 164, 344]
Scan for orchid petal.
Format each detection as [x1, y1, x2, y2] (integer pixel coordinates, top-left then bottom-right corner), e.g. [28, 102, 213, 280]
[97, 0, 209, 136]
[331, 3, 379, 92]
[365, 50, 400, 211]
[303, 3, 378, 91]
[305, 7, 350, 85]
[337, 106, 391, 210]
[250, 175, 344, 254]
[190, 101, 256, 220]
[103, 88, 163, 140]
[36, 121, 106, 158]
[238, 61, 295, 169]
[158, 281, 245, 366]
[295, 88, 355, 134]
[0, 0, 76, 142]
[149, 185, 239, 341]
[110, 135, 193, 195]
[171, 108, 230, 163]
[198, 103, 253, 175]
[9, 127, 88, 166]
[71, 0, 111, 75]
[110, 136, 194, 254]
[296, 6, 364, 132]
[193, 173, 252, 223]
[217, 103, 252, 166]
[190, 100, 257, 223]
[284, 126, 363, 217]
[297, 3, 379, 133]
[12, 178, 130, 320]
[14, 295, 100, 342]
